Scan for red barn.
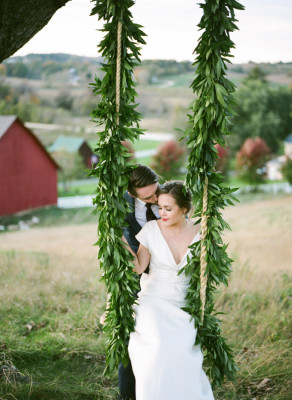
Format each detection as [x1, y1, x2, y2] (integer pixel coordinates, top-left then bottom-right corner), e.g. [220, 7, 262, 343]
[0, 116, 59, 216]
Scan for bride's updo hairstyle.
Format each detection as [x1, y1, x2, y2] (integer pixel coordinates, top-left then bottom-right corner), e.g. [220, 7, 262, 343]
[158, 181, 192, 216]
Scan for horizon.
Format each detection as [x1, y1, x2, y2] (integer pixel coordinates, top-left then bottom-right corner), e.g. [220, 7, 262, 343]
[6, 52, 292, 65]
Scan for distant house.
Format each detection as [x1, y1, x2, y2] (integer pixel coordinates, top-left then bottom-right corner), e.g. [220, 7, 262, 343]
[0, 116, 59, 216]
[266, 155, 286, 180]
[48, 135, 97, 168]
[266, 134, 292, 180]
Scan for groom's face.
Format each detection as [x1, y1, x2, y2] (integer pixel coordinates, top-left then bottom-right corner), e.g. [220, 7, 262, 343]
[135, 183, 159, 204]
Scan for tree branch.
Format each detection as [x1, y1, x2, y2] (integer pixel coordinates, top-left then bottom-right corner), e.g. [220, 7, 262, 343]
[0, 0, 71, 62]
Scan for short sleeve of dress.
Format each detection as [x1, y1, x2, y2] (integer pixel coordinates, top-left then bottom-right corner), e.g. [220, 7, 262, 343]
[135, 223, 149, 249]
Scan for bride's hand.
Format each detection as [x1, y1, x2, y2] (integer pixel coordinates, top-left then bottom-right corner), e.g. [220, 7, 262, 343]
[122, 235, 136, 256]
[100, 311, 107, 325]
[122, 235, 128, 245]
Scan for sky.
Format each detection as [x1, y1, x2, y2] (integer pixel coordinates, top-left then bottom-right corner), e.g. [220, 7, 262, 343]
[15, 0, 292, 64]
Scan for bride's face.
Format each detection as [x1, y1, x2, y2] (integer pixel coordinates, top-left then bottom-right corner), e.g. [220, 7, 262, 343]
[158, 194, 186, 226]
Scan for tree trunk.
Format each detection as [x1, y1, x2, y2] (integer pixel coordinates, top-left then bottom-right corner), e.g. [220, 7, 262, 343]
[0, 0, 71, 63]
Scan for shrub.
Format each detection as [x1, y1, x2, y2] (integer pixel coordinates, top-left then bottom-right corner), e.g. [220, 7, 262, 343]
[150, 140, 186, 180]
[55, 90, 73, 111]
[236, 137, 270, 184]
[281, 157, 292, 184]
[214, 143, 229, 174]
[53, 151, 86, 191]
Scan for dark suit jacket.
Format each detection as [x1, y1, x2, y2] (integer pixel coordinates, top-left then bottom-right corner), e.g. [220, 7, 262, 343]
[123, 191, 142, 253]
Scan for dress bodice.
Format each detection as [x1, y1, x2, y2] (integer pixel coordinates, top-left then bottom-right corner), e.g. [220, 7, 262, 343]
[136, 221, 200, 305]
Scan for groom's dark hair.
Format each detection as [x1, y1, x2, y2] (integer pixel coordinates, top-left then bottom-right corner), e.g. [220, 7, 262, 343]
[128, 164, 158, 197]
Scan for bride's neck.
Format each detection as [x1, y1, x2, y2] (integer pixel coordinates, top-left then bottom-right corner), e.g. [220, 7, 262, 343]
[165, 218, 188, 234]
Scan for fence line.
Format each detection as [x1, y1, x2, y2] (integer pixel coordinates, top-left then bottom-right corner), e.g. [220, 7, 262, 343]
[236, 182, 292, 194]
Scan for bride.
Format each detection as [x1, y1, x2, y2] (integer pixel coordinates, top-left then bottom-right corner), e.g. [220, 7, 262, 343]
[124, 181, 214, 400]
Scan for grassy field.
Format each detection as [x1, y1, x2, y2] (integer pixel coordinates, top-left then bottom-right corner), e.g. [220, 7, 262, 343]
[0, 194, 291, 399]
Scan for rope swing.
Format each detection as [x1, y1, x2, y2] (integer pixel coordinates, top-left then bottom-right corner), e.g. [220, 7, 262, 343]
[91, 0, 244, 388]
[115, 20, 122, 126]
[114, 9, 208, 327]
[200, 176, 208, 322]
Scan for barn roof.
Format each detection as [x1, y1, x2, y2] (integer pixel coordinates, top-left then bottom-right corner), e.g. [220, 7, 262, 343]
[0, 115, 17, 138]
[0, 115, 59, 169]
[49, 135, 86, 153]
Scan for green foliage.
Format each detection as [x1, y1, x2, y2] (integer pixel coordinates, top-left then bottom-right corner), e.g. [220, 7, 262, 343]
[89, 0, 146, 373]
[55, 90, 74, 111]
[180, 0, 244, 388]
[281, 157, 292, 184]
[244, 65, 267, 82]
[141, 59, 193, 81]
[0, 206, 96, 228]
[4, 61, 29, 78]
[53, 151, 87, 189]
[0, 79, 42, 122]
[2, 53, 96, 79]
[230, 79, 292, 152]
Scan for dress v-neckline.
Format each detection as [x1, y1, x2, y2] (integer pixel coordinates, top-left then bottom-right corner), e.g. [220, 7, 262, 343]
[155, 220, 200, 267]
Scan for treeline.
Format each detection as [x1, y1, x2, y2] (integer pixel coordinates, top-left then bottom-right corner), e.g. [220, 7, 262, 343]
[0, 78, 98, 123]
[0, 54, 291, 158]
[1, 53, 292, 80]
[1, 56, 195, 80]
[230, 66, 292, 153]
[1, 53, 99, 80]
[141, 59, 193, 77]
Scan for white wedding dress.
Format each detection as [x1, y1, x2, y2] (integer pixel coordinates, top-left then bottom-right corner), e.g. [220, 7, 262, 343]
[128, 220, 214, 400]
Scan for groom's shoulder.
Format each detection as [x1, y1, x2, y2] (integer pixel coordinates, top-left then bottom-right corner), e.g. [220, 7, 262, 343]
[124, 191, 133, 202]
[123, 191, 135, 214]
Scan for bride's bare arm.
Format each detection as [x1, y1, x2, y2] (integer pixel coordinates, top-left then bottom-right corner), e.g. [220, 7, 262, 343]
[122, 235, 150, 275]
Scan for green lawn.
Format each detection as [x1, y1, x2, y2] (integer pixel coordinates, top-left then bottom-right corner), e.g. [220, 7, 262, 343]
[133, 139, 162, 152]
[58, 182, 98, 197]
[0, 206, 96, 228]
[89, 138, 162, 153]
[56, 170, 287, 198]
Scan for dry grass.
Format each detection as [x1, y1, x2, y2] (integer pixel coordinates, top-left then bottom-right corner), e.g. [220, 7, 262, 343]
[0, 222, 105, 316]
[223, 194, 292, 291]
[1, 195, 291, 289]
[0, 194, 291, 399]
[0, 223, 112, 399]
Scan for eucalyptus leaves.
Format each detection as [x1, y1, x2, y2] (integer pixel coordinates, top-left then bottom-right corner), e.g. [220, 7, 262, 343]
[90, 0, 244, 388]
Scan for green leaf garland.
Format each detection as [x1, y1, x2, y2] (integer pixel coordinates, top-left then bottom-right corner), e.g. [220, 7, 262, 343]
[180, 0, 244, 388]
[90, 0, 146, 373]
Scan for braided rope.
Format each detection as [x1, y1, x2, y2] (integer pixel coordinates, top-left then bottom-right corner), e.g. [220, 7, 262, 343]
[116, 21, 122, 125]
[200, 176, 208, 323]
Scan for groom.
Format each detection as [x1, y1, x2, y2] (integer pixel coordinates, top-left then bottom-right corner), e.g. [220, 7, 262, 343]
[119, 163, 160, 400]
